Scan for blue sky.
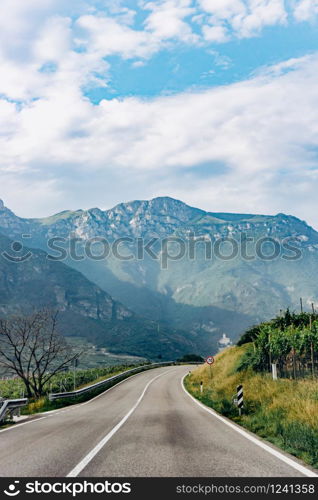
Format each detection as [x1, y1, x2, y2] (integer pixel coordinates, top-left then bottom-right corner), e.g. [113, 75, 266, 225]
[0, 0, 318, 227]
[86, 12, 318, 101]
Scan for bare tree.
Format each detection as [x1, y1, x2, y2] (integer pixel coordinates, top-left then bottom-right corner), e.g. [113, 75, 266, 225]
[0, 309, 79, 398]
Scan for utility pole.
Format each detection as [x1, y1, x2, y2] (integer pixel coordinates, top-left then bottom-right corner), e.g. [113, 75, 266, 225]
[309, 315, 315, 379]
[73, 357, 79, 391]
[268, 333, 272, 372]
[311, 341, 315, 380]
[300, 297, 303, 313]
[292, 347, 297, 379]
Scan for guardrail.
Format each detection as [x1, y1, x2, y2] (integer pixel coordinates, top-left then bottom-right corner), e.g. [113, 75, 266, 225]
[49, 361, 199, 401]
[0, 398, 28, 422]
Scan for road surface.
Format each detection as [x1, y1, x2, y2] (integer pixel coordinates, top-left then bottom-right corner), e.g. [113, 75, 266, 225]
[0, 365, 316, 477]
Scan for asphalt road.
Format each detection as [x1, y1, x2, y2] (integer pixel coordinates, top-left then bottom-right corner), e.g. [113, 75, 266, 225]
[0, 365, 317, 477]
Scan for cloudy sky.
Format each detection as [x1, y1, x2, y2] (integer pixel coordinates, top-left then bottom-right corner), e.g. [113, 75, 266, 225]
[1, 1, 318, 227]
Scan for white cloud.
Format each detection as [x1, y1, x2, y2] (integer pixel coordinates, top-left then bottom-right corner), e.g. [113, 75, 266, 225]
[199, 0, 287, 39]
[0, 6, 109, 101]
[202, 25, 230, 42]
[293, 0, 318, 21]
[1, 53, 318, 228]
[0, 1, 201, 104]
[0, 0, 318, 227]
[199, 0, 246, 19]
[33, 16, 72, 62]
[76, 15, 159, 59]
[143, 0, 198, 43]
[0, 0, 314, 104]
[76, 1, 200, 63]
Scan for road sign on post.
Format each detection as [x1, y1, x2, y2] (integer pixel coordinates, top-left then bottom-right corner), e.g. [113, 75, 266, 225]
[237, 384, 243, 416]
[205, 355, 214, 379]
[205, 356, 214, 365]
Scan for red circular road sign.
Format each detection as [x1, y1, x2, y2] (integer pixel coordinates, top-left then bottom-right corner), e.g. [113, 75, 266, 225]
[205, 355, 214, 365]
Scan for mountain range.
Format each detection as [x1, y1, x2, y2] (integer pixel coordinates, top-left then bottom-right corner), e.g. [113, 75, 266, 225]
[0, 196, 317, 359]
[0, 231, 199, 359]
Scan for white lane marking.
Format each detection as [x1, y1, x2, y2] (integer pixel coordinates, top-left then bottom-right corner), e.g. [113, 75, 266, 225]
[78, 371, 144, 407]
[0, 368, 169, 434]
[181, 374, 318, 478]
[0, 416, 48, 434]
[67, 370, 171, 477]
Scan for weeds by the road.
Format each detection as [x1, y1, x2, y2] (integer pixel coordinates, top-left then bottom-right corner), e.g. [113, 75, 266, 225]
[185, 345, 318, 469]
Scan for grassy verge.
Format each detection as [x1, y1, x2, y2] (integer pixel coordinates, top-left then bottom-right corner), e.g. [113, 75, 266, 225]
[185, 344, 318, 469]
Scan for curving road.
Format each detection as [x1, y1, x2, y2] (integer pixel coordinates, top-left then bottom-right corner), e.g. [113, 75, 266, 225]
[0, 365, 317, 477]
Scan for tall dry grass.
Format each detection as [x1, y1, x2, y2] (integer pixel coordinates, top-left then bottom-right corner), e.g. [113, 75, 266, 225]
[186, 344, 318, 468]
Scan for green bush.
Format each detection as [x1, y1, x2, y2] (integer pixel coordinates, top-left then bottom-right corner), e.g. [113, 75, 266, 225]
[0, 363, 145, 401]
[237, 310, 318, 376]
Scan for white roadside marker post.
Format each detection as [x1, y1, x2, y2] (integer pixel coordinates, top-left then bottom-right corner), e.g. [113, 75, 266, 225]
[200, 381, 203, 394]
[272, 363, 278, 380]
[237, 384, 243, 416]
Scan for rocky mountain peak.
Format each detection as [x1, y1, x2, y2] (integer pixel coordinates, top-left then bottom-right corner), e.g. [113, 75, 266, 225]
[148, 196, 204, 218]
[0, 196, 317, 245]
[98, 196, 206, 238]
[108, 196, 204, 222]
[0, 199, 26, 234]
[0, 196, 318, 355]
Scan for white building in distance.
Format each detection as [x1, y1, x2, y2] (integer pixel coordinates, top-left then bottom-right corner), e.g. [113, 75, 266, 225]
[218, 333, 232, 351]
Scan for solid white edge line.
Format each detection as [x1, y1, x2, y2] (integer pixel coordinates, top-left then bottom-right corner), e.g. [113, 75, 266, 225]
[0, 416, 48, 434]
[78, 370, 145, 406]
[181, 374, 318, 478]
[67, 370, 172, 478]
